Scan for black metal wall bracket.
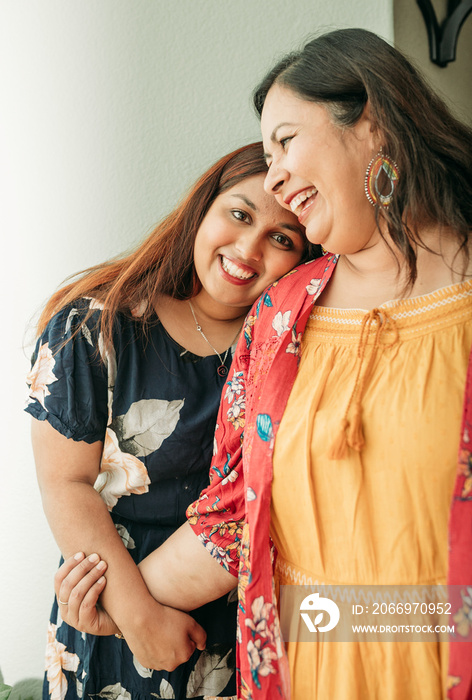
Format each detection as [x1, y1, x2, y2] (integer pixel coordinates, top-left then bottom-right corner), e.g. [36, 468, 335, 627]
[416, 0, 472, 66]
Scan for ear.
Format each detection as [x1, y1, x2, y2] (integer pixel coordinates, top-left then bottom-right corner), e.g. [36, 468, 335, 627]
[354, 100, 382, 151]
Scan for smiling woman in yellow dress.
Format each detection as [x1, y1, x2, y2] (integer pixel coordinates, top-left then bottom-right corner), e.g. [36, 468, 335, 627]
[50, 29, 472, 700]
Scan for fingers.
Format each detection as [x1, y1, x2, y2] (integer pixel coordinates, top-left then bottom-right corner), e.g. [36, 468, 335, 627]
[190, 620, 207, 651]
[54, 552, 85, 600]
[55, 553, 108, 625]
[159, 636, 199, 672]
[71, 574, 108, 627]
[160, 613, 207, 671]
[124, 606, 207, 672]
[56, 553, 104, 603]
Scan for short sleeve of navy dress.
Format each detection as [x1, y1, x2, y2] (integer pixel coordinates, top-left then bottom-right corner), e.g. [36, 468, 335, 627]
[25, 298, 237, 700]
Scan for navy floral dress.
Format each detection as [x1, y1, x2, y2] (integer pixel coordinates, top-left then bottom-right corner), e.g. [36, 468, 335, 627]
[25, 298, 237, 700]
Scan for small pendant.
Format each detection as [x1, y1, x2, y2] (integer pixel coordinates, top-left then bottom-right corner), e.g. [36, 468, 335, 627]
[217, 365, 228, 377]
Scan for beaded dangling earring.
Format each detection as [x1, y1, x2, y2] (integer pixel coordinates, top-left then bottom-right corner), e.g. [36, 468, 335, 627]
[364, 147, 399, 208]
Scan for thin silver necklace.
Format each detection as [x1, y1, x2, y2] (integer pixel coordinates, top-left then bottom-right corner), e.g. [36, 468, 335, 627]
[187, 300, 241, 377]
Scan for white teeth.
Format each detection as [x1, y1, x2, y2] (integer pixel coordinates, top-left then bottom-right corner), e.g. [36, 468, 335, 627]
[221, 256, 256, 280]
[289, 187, 317, 213]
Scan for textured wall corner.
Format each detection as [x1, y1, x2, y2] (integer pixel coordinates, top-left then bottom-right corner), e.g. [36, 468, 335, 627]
[394, 0, 472, 125]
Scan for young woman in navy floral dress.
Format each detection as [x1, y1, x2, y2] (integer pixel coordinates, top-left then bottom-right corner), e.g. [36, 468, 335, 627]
[25, 142, 314, 700]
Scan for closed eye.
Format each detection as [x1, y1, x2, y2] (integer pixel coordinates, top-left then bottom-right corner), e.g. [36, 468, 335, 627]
[280, 136, 293, 149]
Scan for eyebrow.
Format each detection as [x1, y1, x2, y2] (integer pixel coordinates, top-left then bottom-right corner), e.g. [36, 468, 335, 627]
[280, 223, 304, 237]
[230, 194, 257, 210]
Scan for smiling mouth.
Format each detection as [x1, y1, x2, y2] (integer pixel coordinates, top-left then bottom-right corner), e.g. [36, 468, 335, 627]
[220, 255, 257, 281]
[289, 187, 318, 216]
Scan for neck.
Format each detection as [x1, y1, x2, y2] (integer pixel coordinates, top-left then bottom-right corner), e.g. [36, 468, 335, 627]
[188, 289, 250, 325]
[344, 239, 403, 282]
[338, 235, 407, 303]
[320, 224, 471, 309]
[153, 293, 247, 357]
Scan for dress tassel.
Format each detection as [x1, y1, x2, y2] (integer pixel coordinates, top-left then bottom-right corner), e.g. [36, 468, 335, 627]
[348, 404, 365, 451]
[328, 418, 350, 460]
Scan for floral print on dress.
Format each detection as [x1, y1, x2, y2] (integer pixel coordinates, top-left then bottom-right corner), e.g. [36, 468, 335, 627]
[187, 252, 472, 700]
[238, 677, 254, 700]
[226, 394, 245, 430]
[187, 259, 337, 699]
[255, 292, 273, 318]
[306, 276, 327, 295]
[26, 298, 238, 699]
[115, 523, 136, 550]
[65, 308, 94, 346]
[255, 415, 273, 445]
[26, 342, 58, 410]
[453, 587, 472, 638]
[207, 520, 242, 545]
[224, 370, 246, 431]
[199, 532, 236, 570]
[271, 311, 290, 338]
[458, 444, 472, 499]
[45, 623, 80, 700]
[111, 398, 184, 458]
[132, 656, 153, 678]
[185, 647, 235, 697]
[94, 427, 151, 509]
[149, 678, 176, 697]
[448, 676, 462, 692]
[243, 316, 257, 349]
[285, 327, 302, 356]
[96, 397, 186, 508]
[224, 372, 245, 405]
[237, 524, 251, 616]
[94, 683, 132, 699]
[246, 487, 257, 502]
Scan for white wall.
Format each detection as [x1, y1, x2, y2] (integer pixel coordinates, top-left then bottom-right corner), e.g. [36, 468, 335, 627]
[0, 0, 392, 685]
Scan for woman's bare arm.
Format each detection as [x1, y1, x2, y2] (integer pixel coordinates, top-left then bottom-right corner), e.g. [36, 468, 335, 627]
[33, 419, 206, 669]
[54, 522, 238, 642]
[138, 522, 237, 610]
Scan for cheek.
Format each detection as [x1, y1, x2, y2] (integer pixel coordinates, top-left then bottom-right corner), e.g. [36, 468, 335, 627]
[192, 229, 213, 277]
[287, 146, 316, 181]
[265, 250, 301, 280]
[194, 220, 223, 254]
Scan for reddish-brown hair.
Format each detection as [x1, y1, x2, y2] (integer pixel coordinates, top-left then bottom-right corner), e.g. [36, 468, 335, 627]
[37, 142, 315, 346]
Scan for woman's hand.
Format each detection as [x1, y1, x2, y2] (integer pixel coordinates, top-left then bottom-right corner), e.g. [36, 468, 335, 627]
[122, 600, 207, 672]
[54, 553, 207, 671]
[54, 552, 118, 636]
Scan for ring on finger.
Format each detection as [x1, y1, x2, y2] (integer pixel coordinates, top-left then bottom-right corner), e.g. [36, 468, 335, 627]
[58, 599, 69, 605]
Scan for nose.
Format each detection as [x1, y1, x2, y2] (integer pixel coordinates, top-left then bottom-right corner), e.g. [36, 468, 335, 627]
[234, 230, 263, 262]
[264, 161, 288, 196]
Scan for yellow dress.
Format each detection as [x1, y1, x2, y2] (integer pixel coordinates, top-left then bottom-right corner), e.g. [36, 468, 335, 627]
[271, 280, 472, 700]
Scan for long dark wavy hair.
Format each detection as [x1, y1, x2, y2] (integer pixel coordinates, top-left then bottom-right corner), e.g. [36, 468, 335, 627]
[254, 28, 472, 284]
[37, 141, 318, 346]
